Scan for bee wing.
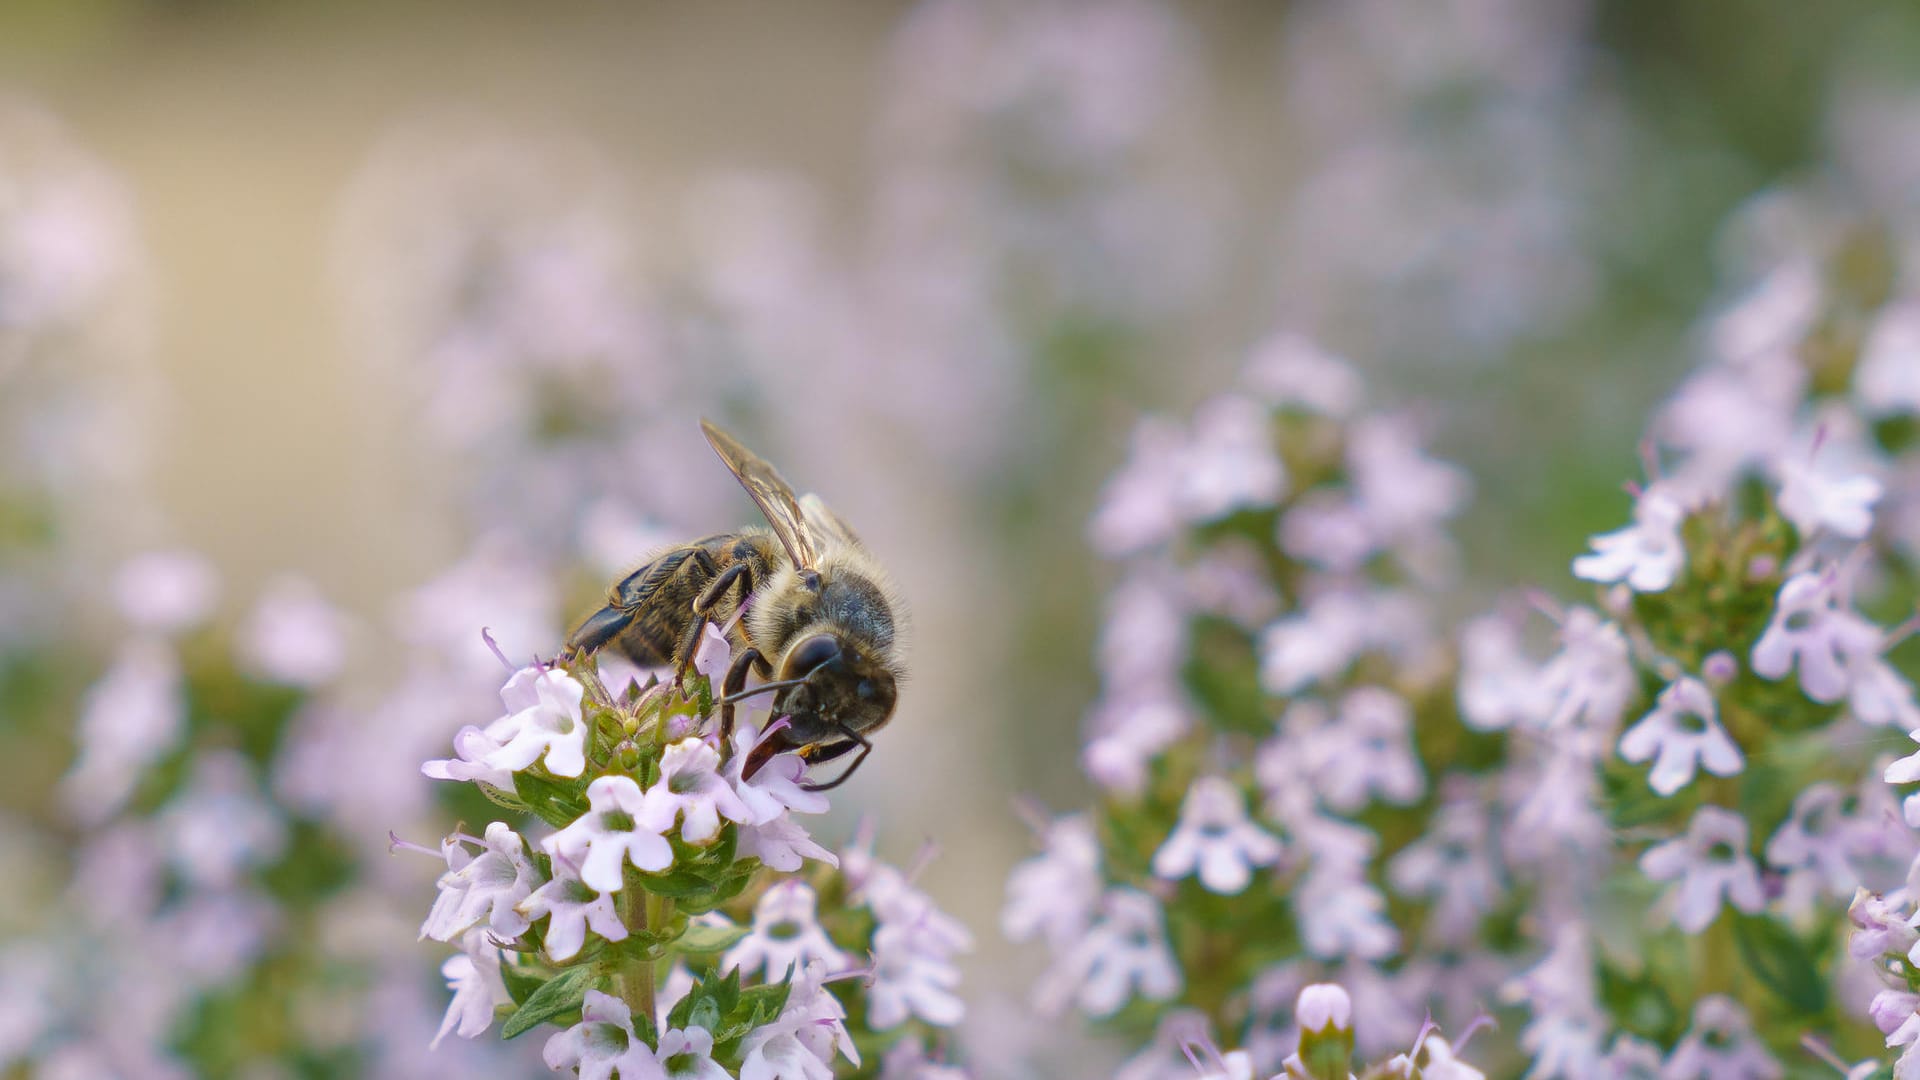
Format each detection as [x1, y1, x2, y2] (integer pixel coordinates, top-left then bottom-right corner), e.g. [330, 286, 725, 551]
[800, 492, 866, 551]
[701, 419, 820, 570]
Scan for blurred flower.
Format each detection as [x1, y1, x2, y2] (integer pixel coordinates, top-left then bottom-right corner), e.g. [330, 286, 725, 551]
[1036, 888, 1181, 1018]
[1751, 571, 1882, 705]
[237, 575, 349, 687]
[1572, 486, 1687, 592]
[1662, 996, 1780, 1080]
[1639, 807, 1765, 933]
[1617, 677, 1742, 797]
[1152, 777, 1283, 895]
[722, 881, 846, 983]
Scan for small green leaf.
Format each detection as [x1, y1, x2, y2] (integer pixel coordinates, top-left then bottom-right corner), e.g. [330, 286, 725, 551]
[475, 781, 531, 814]
[499, 961, 549, 1007]
[735, 981, 790, 1023]
[675, 921, 748, 954]
[501, 965, 595, 1038]
[640, 865, 722, 899]
[514, 772, 588, 829]
[1732, 914, 1827, 1013]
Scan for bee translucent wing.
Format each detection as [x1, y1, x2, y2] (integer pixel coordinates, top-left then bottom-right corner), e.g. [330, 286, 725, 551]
[800, 493, 866, 550]
[701, 419, 820, 571]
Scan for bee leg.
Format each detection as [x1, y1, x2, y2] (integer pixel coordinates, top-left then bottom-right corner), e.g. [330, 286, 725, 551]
[673, 558, 756, 690]
[718, 645, 762, 752]
[798, 729, 872, 792]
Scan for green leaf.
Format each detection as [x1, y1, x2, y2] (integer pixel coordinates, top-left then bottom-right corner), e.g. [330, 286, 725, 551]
[1731, 914, 1827, 1013]
[735, 981, 789, 1022]
[501, 965, 595, 1038]
[673, 921, 747, 954]
[514, 772, 588, 829]
[705, 966, 741, 1018]
[640, 865, 722, 899]
[474, 781, 531, 814]
[499, 961, 549, 1007]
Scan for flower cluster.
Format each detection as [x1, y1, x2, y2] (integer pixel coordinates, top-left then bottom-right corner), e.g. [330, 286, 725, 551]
[416, 628, 971, 1076]
[1010, 333, 1515, 1074]
[1494, 187, 1920, 1074]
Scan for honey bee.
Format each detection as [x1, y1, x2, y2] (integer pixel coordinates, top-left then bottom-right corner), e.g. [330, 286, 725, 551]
[564, 420, 905, 790]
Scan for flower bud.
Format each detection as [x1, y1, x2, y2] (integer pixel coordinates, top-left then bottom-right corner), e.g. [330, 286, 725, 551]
[1292, 983, 1354, 1080]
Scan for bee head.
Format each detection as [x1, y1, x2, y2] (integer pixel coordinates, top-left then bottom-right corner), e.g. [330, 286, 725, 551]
[771, 631, 897, 744]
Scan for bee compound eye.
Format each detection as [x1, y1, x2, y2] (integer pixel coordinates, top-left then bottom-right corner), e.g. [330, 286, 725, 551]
[785, 634, 840, 678]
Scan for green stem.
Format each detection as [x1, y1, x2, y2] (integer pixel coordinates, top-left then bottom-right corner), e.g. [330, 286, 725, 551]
[620, 873, 655, 1029]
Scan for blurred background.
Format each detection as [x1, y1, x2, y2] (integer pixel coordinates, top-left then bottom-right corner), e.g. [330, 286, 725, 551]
[2, 0, 1919, 1075]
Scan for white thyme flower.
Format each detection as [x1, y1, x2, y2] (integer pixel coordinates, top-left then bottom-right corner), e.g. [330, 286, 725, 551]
[421, 722, 516, 790]
[1849, 888, 1920, 960]
[1751, 571, 1882, 704]
[1151, 777, 1282, 894]
[237, 575, 349, 687]
[1387, 796, 1503, 944]
[156, 751, 288, 890]
[641, 737, 751, 844]
[540, 990, 658, 1077]
[738, 816, 838, 873]
[1089, 416, 1186, 557]
[1535, 607, 1635, 736]
[725, 720, 829, 825]
[722, 880, 845, 982]
[1776, 456, 1882, 540]
[483, 665, 589, 778]
[1456, 613, 1547, 732]
[655, 1025, 730, 1080]
[1385, 1036, 1482, 1080]
[1003, 814, 1103, 947]
[1295, 868, 1397, 962]
[61, 636, 185, 826]
[1242, 331, 1363, 417]
[112, 549, 220, 633]
[1617, 677, 1742, 796]
[1858, 300, 1920, 415]
[1572, 486, 1687, 592]
[1845, 639, 1920, 728]
[431, 929, 508, 1050]
[1277, 688, 1425, 813]
[1035, 888, 1180, 1018]
[541, 775, 672, 893]
[1639, 806, 1765, 933]
[868, 921, 966, 1029]
[422, 822, 540, 943]
[515, 852, 626, 962]
[1174, 394, 1286, 522]
[739, 959, 858, 1080]
[1663, 995, 1780, 1080]
[1766, 783, 1884, 905]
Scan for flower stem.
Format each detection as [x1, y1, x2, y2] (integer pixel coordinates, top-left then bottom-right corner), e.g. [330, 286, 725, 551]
[620, 871, 656, 1030]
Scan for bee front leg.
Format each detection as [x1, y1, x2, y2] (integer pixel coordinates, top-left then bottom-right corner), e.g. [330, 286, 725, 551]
[798, 728, 872, 792]
[718, 645, 763, 754]
[674, 558, 756, 690]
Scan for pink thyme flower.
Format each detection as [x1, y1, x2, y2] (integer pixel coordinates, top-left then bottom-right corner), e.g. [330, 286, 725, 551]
[515, 853, 626, 962]
[1617, 677, 1742, 796]
[721, 880, 845, 982]
[1751, 571, 1882, 705]
[541, 775, 672, 892]
[640, 737, 751, 844]
[1663, 995, 1781, 1080]
[1151, 777, 1282, 895]
[482, 665, 589, 778]
[1571, 485, 1687, 592]
[1639, 806, 1765, 933]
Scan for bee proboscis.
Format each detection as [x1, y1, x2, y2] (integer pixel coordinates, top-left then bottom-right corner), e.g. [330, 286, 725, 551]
[563, 420, 905, 790]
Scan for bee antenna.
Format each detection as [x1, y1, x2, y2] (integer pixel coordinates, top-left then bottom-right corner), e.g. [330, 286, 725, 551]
[719, 677, 811, 704]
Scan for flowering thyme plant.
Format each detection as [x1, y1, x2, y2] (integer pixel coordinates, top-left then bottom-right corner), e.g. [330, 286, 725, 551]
[1006, 334, 1510, 1077]
[416, 626, 970, 1077]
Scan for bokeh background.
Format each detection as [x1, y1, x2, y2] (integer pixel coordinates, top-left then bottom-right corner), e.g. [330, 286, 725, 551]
[3, 0, 1919, 1075]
